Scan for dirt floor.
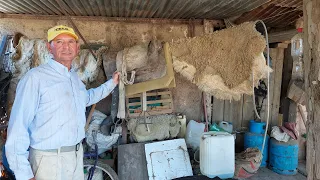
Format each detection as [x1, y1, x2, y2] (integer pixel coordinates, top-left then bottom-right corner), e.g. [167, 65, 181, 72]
[248, 167, 307, 180]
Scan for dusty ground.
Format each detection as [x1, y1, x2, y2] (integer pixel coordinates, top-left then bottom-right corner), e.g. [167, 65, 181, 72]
[247, 167, 306, 180]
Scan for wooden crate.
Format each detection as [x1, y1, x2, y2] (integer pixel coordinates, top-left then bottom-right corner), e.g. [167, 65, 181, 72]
[126, 89, 173, 118]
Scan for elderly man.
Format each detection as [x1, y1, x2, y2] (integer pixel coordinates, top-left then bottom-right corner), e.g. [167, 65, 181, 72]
[5, 25, 119, 180]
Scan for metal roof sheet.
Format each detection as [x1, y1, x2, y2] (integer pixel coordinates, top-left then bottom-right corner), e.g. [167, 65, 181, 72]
[0, 0, 267, 19]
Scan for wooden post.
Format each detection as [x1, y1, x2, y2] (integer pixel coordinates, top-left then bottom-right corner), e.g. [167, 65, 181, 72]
[304, 0, 320, 179]
[203, 19, 214, 123]
[260, 45, 285, 128]
[271, 45, 286, 127]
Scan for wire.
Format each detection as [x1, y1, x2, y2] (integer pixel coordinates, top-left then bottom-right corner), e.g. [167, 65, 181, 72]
[253, 20, 270, 160]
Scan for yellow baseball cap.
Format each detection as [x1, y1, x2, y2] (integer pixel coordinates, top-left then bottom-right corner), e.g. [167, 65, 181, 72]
[47, 25, 78, 42]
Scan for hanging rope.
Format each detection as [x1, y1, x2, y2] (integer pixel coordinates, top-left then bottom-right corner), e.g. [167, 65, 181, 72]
[120, 48, 135, 85]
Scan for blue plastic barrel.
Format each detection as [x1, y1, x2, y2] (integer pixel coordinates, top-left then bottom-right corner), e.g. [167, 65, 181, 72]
[244, 132, 269, 167]
[249, 120, 266, 134]
[269, 138, 299, 175]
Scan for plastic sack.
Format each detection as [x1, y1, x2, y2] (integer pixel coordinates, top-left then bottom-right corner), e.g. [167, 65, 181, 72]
[86, 110, 122, 154]
[209, 123, 226, 132]
[270, 126, 290, 142]
[234, 148, 262, 179]
[185, 120, 205, 150]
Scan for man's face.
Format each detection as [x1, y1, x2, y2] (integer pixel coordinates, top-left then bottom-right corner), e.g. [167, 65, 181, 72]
[47, 34, 79, 63]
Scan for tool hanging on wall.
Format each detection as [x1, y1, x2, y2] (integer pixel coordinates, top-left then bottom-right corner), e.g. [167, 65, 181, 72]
[254, 80, 268, 119]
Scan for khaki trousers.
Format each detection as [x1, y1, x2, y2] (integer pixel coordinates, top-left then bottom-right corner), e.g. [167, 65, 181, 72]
[29, 144, 84, 180]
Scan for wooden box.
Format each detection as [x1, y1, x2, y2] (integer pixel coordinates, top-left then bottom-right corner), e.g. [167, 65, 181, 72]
[126, 89, 173, 118]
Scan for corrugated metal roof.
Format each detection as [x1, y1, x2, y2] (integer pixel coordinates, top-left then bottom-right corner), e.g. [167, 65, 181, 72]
[235, 0, 302, 28]
[0, 0, 268, 20]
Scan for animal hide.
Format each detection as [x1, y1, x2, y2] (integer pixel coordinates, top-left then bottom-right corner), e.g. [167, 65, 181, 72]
[170, 22, 272, 101]
[119, 40, 167, 83]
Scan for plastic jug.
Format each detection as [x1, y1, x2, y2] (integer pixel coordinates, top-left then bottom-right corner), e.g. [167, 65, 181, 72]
[185, 120, 205, 150]
[219, 121, 233, 133]
[200, 131, 235, 179]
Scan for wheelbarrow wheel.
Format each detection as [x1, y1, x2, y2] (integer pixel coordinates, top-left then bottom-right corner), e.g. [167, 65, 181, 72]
[84, 159, 119, 180]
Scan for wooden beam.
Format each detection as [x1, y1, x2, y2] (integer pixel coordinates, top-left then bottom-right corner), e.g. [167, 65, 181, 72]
[259, 48, 284, 128]
[268, 29, 297, 43]
[270, 47, 285, 127]
[203, 20, 214, 123]
[270, 42, 289, 49]
[304, 0, 320, 179]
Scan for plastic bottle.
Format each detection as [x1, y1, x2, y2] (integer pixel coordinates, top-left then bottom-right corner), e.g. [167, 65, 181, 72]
[218, 121, 233, 133]
[291, 28, 304, 81]
[185, 120, 205, 150]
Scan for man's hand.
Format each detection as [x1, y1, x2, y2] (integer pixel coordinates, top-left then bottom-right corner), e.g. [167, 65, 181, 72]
[112, 72, 120, 85]
[29, 178, 36, 180]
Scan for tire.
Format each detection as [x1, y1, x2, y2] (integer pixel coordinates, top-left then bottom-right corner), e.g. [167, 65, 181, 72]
[84, 159, 119, 180]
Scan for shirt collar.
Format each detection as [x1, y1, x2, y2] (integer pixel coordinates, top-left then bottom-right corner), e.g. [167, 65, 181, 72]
[48, 59, 74, 75]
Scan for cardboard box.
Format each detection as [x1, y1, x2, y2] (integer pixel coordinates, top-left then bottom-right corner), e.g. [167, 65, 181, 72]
[287, 82, 306, 105]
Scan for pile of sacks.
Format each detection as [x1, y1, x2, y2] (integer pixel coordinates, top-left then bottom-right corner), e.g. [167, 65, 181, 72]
[270, 122, 299, 142]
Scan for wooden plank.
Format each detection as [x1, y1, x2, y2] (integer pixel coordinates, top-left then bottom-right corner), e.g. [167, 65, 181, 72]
[224, 100, 232, 122]
[223, 97, 243, 130]
[222, 97, 244, 153]
[142, 92, 147, 111]
[126, 90, 171, 98]
[117, 51, 126, 119]
[129, 105, 171, 111]
[271, 48, 285, 127]
[203, 21, 214, 124]
[127, 89, 174, 118]
[233, 96, 244, 130]
[205, 93, 212, 124]
[268, 29, 297, 43]
[259, 48, 285, 128]
[304, 1, 316, 179]
[128, 99, 172, 106]
[212, 98, 224, 123]
[269, 43, 289, 49]
[128, 109, 173, 118]
[242, 94, 255, 128]
[260, 48, 277, 125]
[281, 46, 293, 122]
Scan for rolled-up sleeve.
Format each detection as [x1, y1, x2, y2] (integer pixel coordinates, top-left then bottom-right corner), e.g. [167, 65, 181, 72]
[5, 73, 39, 180]
[86, 79, 117, 106]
